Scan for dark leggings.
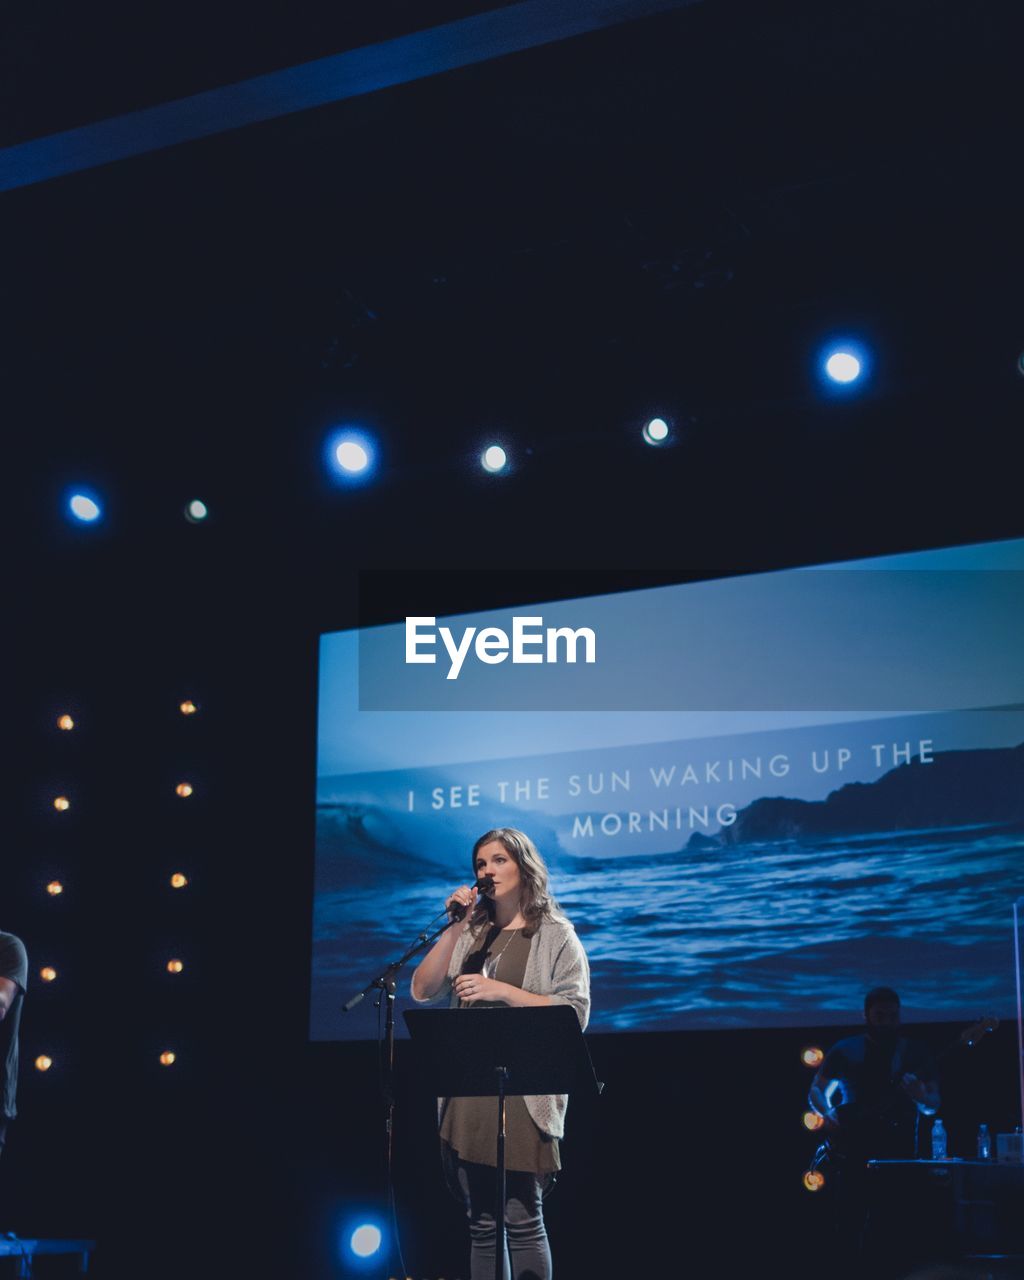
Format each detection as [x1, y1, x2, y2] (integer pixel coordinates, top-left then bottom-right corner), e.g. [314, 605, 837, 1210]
[456, 1157, 552, 1280]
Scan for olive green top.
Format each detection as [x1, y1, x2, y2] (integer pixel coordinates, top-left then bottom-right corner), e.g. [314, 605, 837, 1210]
[439, 925, 561, 1173]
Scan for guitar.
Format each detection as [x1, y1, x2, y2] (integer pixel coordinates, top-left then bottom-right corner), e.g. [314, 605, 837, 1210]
[809, 1015, 999, 1178]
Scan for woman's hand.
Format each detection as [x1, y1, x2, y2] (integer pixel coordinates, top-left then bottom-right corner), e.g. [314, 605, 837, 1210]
[446, 885, 479, 923]
[454, 974, 508, 1005]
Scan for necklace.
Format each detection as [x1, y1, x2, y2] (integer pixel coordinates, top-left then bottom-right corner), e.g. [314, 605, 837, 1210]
[483, 927, 520, 978]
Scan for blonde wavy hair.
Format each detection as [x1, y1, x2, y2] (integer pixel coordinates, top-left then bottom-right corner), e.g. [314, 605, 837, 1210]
[469, 827, 565, 937]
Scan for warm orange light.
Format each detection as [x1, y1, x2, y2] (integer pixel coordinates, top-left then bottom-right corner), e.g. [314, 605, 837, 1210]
[170, 873, 188, 889]
[159, 1051, 176, 1066]
[46, 881, 64, 896]
[35, 1055, 53, 1072]
[175, 782, 193, 798]
[801, 1047, 824, 1068]
[40, 967, 57, 983]
[53, 795, 70, 811]
[166, 959, 184, 974]
[57, 714, 75, 731]
[803, 1111, 825, 1131]
[803, 1170, 826, 1192]
[179, 700, 198, 716]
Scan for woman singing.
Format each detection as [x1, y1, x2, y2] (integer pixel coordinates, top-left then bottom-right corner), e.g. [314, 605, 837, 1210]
[410, 827, 590, 1280]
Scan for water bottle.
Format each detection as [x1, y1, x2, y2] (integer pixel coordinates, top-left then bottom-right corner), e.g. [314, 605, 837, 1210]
[931, 1118, 948, 1159]
[977, 1123, 992, 1160]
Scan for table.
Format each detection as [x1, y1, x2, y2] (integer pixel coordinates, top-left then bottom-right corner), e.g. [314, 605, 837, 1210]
[0, 1239, 95, 1278]
[866, 1159, 1024, 1259]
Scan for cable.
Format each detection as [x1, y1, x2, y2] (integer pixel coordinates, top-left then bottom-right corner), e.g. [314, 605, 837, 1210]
[376, 988, 409, 1280]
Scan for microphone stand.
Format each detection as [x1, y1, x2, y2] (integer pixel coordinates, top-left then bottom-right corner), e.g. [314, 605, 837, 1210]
[341, 906, 468, 1271]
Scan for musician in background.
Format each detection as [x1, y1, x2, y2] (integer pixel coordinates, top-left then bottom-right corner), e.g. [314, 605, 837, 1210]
[808, 987, 940, 1275]
[809, 987, 940, 1157]
[0, 930, 29, 1164]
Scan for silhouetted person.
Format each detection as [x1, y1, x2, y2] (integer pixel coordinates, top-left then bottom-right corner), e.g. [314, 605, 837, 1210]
[0, 931, 28, 1164]
[808, 987, 940, 1277]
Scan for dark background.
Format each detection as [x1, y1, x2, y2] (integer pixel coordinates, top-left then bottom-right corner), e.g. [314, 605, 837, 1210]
[4, 0, 1023, 1275]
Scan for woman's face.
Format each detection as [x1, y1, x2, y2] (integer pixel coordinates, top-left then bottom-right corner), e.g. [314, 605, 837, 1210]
[474, 840, 522, 907]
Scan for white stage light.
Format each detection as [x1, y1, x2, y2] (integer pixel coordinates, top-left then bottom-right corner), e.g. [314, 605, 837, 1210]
[336, 441, 369, 472]
[327, 429, 376, 483]
[642, 417, 670, 445]
[349, 1225, 383, 1259]
[69, 493, 101, 522]
[825, 351, 862, 383]
[481, 445, 508, 473]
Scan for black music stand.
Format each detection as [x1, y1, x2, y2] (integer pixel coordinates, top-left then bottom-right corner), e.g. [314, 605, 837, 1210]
[404, 1004, 601, 1280]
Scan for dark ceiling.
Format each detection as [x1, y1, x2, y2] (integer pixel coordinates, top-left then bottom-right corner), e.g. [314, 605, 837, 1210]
[5, 0, 1023, 623]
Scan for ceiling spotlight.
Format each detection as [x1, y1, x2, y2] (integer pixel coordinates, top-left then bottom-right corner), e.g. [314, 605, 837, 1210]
[170, 873, 188, 889]
[159, 1051, 177, 1066]
[642, 417, 670, 445]
[68, 492, 102, 523]
[35, 1055, 54, 1072]
[57, 714, 75, 731]
[801, 1047, 824, 1068]
[336, 442, 368, 471]
[166, 959, 184, 974]
[46, 881, 64, 896]
[53, 795, 70, 812]
[326, 427, 377, 485]
[803, 1170, 826, 1192]
[481, 445, 508, 473]
[40, 967, 58, 983]
[349, 1225, 384, 1260]
[825, 352, 860, 383]
[184, 499, 208, 523]
[820, 341, 868, 387]
[175, 782, 193, 798]
[179, 700, 198, 716]
[803, 1111, 825, 1131]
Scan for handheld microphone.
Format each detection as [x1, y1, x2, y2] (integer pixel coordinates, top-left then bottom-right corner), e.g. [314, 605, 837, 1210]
[449, 875, 494, 920]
